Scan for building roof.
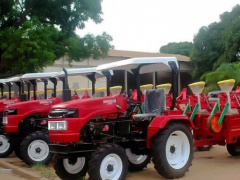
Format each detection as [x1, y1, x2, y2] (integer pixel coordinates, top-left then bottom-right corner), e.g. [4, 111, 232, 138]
[108, 49, 190, 62]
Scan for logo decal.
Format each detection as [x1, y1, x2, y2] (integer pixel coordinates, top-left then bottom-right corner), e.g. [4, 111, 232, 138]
[103, 99, 116, 105]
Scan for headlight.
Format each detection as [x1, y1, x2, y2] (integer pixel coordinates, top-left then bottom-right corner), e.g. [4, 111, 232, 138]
[2, 117, 8, 124]
[5, 108, 17, 115]
[49, 109, 78, 118]
[48, 121, 67, 130]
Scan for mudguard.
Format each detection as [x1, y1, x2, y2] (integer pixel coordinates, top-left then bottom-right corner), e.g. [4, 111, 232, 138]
[147, 115, 194, 148]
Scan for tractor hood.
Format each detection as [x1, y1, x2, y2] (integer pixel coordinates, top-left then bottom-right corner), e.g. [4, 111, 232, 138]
[6, 98, 62, 114]
[51, 95, 127, 119]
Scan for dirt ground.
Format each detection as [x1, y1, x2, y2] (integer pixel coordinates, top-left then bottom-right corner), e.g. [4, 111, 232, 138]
[1, 145, 240, 180]
[0, 168, 28, 180]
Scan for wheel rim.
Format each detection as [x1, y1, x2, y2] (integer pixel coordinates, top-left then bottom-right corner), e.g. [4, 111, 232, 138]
[0, 135, 10, 153]
[125, 148, 148, 164]
[63, 157, 85, 174]
[100, 153, 123, 180]
[27, 140, 49, 161]
[166, 130, 190, 169]
[208, 115, 222, 133]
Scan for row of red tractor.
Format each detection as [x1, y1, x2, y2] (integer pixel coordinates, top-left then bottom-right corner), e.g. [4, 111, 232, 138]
[0, 57, 240, 180]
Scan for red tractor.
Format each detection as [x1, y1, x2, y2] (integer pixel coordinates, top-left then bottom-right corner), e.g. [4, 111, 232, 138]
[2, 68, 108, 166]
[48, 57, 194, 180]
[2, 72, 62, 163]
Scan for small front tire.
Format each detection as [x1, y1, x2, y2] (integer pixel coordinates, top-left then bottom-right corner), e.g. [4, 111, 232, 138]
[0, 134, 13, 158]
[20, 132, 53, 166]
[88, 144, 128, 180]
[53, 155, 88, 180]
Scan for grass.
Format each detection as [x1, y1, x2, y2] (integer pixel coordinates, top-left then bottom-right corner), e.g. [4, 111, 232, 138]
[31, 163, 53, 179]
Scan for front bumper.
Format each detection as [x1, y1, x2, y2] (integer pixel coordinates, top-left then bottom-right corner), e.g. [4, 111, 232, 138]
[49, 132, 80, 143]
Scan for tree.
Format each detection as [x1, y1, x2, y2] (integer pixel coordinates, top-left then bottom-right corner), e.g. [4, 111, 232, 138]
[191, 4, 240, 80]
[159, 42, 193, 56]
[0, 0, 113, 76]
[201, 62, 240, 93]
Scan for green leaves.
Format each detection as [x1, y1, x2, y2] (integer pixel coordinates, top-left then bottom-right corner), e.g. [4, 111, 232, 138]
[0, 18, 61, 74]
[66, 32, 114, 62]
[160, 42, 193, 57]
[191, 4, 240, 80]
[0, 0, 113, 76]
[201, 63, 240, 93]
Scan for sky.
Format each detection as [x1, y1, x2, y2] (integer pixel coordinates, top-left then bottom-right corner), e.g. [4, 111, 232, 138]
[76, 0, 240, 53]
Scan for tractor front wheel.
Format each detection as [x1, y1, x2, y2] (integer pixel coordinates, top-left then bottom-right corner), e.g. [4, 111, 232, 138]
[88, 144, 128, 180]
[0, 134, 13, 157]
[53, 155, 88, 180]
[20, 132, 53, 166]
[152, 122, 193, 179]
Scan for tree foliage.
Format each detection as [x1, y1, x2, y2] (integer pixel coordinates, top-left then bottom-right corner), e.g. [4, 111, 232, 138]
[201, 62, 240, 93]
[0, 0, 113, 76]
[191, 4, 240, 80]
[159, 42, 193, 56]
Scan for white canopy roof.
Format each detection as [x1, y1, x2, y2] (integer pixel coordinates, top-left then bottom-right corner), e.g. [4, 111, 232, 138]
[21, 72, 59, 81]
[97, 57, 178, 74]
[0, 79, 8, 84]
[56, 67, 112, 78]
[5, 77, 21, 83]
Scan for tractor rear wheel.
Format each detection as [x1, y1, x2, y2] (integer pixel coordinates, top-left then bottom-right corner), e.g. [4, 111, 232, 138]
[20, 132, 53, 166]
[125, 148, 151, 172]
[152, 122, 193, 179]
[227, 141, 240, 156]
[0, 134, 13, 157]
[53, 155, 88, 180]
[88, 144, 128, 180]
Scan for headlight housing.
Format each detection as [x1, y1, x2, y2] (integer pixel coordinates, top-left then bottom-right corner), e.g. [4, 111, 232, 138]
[48, 121, 67, 130]
[5, 108, 17, 115]
[49, 109, 78, 118]
[2, 117, 8, 124]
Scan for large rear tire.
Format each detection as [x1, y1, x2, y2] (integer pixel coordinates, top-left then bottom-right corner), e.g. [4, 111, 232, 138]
[53, 155, 88, 180]
[152, 122, 193, 179]
[88, 144, 128, 180]
[20, 132, 53, 166]
[0, 134, 13, 157]
[125, 148, 151, 172]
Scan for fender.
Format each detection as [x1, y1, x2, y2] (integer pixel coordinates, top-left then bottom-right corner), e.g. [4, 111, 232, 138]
[147, 115, 194, 148]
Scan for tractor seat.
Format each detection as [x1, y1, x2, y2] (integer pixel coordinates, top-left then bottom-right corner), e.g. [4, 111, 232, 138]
[133, 89, 165, 121]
